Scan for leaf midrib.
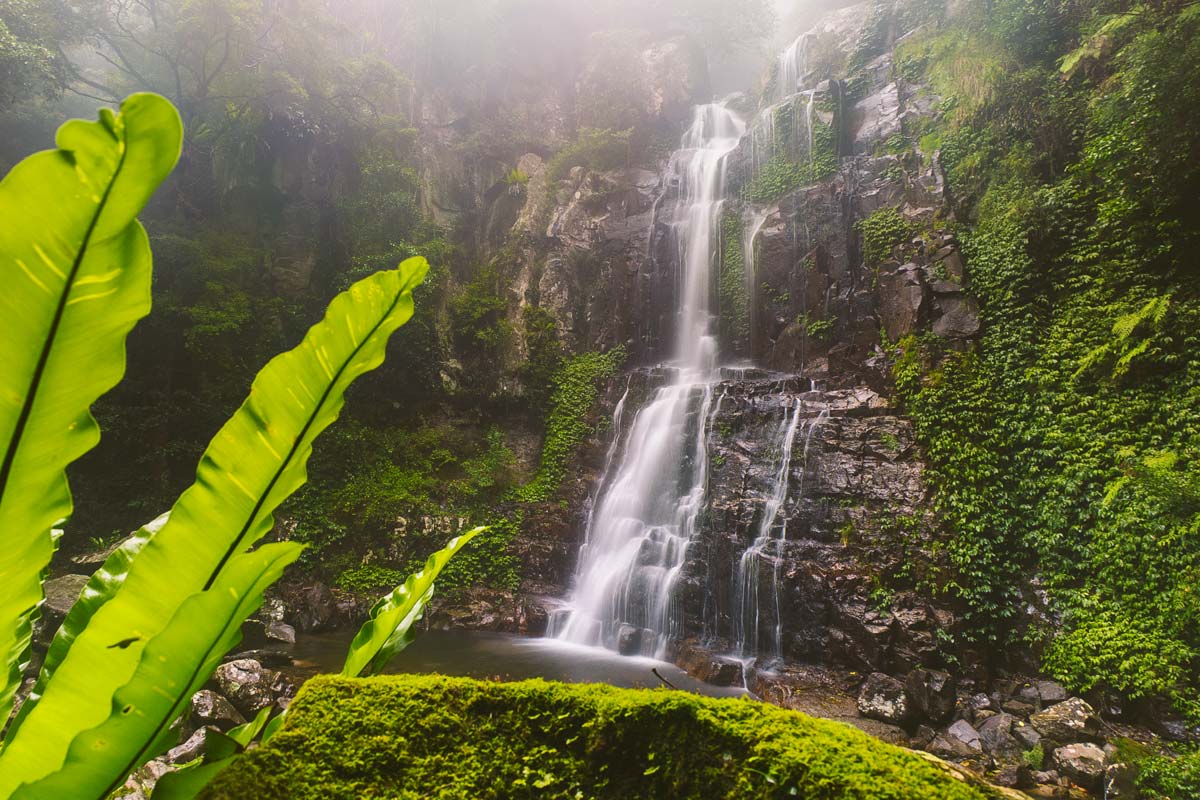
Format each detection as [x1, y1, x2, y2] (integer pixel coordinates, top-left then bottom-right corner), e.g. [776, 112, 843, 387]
[99, 281, 409, 798]
[201, 280, 409, 591]
[0, 135, 129, 552]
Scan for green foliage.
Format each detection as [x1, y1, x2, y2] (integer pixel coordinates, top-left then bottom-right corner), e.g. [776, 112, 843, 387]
[0, 0, 97, 109]
[857, 207, 914, 267]
[890, 5, 1200, 714]
[342, 529, 483, 678]
[505, 167, 530, 186]
[334, 565, 409, 594]
[203, 674, 1007, 800]
[796, 312, 836, 342]
[0, 93, 182, 728]
[1021, 744, 1044, 772]
[0, 95, 466, 799]
[287, 422, 518, 571]
[517, 349, 625, 503]
[518, 306, 565, 408]
[424, 515, 523, 598]
[719, 213, 751, 347]
[1135, 746, 1200, 800]
[545, 128, 632, 186]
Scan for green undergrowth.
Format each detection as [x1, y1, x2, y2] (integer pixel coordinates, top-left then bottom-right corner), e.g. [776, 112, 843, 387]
[517, 348, 625, 502]
[742, 105, 837, 204]
[201, 675, 1007, 800]
[884, 3, 1200, 716]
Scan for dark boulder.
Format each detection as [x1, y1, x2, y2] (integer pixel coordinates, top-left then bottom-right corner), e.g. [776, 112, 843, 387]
[190, 689, 246, 732]
[905, 668, 957, 724]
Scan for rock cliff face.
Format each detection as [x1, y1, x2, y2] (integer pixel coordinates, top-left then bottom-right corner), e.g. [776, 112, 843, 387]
[471, 0, 982, 685]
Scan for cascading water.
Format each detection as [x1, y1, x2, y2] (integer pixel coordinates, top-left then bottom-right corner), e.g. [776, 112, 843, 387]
[549, 103, 746, 658]
[778, 32, 810, 102]
[732, 406, 829, 667]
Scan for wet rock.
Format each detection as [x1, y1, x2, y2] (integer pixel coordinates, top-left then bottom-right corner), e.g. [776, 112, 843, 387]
[675, 641, 744, 687]
[978, 713, 1025, 761]
[166, 727, 207, 765]
[1001, 697, 1038, 717]
[225, 648, 293, 669]
[1104, 761, 1138, 799]
[992, 764, 1028, 789]
[119, 757, 173, 799]
[857, 672, 910, 724]
[946, 719, 983, 752]
[617, 624, 642, 656]
[211, 659, 290, 718]
[1036, 681, 1069, 706]
[1012, 717, 1042, 749]
[877, 266, 926, 340]
[1030, 698, 1102, 744]
[1052, 743, 1106, 791]
[39, 574, 89, 640]
[931, 294, 980, 338]
[905, 668, 957, 723]
[265, 620, 296, 645]
[190, 689, 246, 732]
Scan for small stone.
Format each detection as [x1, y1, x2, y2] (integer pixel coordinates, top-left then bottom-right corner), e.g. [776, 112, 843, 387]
[946, 719, 983, 751]
[1030, 697, 1102, 744]
[992, 763, 1028, 788]
[190, 689, 246, 732]
[166, 727, 207, 765]
[1000, 697, 1037, 717]
[1012, 718, 1042, 749]
[1036, 681, 1068, 705]
[1053, 743, 1106, 791]
[857, 672, 910, 724]
[265, 620, 296, 645]
[979, 713, 1025, 761]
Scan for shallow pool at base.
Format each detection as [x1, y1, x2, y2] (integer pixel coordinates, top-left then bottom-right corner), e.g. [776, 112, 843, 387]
[284, 629, 747, 698]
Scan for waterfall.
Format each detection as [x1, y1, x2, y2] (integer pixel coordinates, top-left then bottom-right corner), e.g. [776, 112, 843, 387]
[732, 407, 828, 666]
[778, 32, 810, 102]
[550, 103, 746, 658]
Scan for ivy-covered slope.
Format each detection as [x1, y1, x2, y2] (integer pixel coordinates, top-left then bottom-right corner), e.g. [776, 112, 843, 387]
[200, 674, 1018, 800]
[884, 2, 1200, 713]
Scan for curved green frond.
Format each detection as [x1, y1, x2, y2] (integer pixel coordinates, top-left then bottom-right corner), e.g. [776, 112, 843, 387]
[12, 543, 303, 800]
[0, 93, 182, 725]
[0, 258, 428, 797]
[342, 528, 484, 678]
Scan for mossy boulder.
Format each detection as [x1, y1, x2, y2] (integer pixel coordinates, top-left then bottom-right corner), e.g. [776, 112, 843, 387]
[202, 674, 1025, 799]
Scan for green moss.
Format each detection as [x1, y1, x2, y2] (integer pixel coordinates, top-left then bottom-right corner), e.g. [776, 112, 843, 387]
[719, 213, 751, 347]
[203, 674, 1007, 800]
[517, 348, 625, 502]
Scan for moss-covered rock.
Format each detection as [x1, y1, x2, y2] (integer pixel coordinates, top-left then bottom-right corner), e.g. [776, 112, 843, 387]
[203, 674, 1022, 800]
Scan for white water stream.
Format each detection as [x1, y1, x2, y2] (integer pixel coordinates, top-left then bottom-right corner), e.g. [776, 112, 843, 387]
[549, 103, 745, 658]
